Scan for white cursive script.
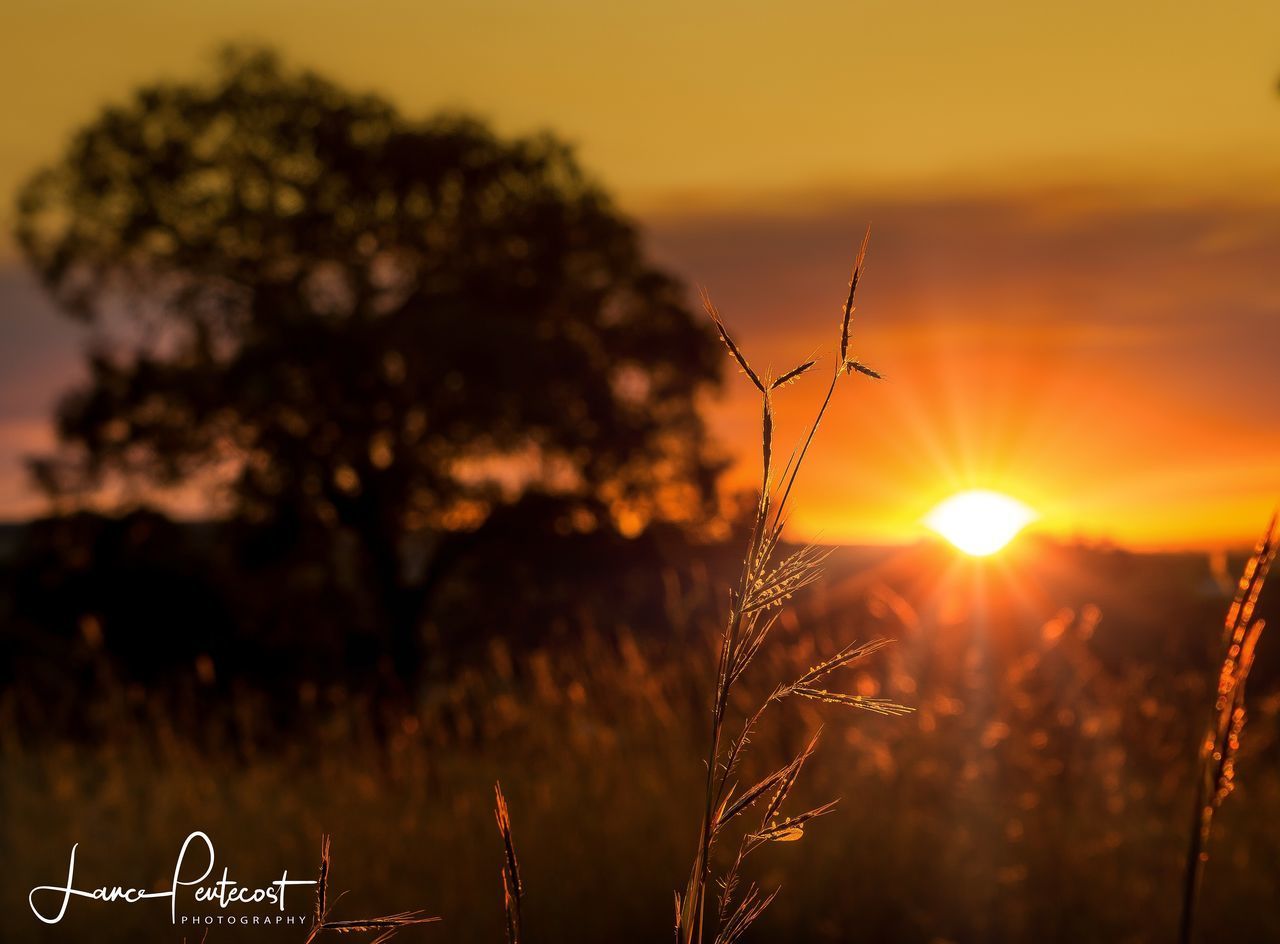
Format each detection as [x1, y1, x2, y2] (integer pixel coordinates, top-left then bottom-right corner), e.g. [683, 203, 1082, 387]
[29, 832, 314, 925]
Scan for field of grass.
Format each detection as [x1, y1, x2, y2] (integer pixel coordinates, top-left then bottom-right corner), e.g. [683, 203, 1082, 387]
[6, 546, 1280, 943]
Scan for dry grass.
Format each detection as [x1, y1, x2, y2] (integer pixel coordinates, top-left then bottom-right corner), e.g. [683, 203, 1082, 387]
[494, 782, 523, 944]
[676, 230, 913, 944]
[7, 581, 1280, 942]
[1179, 515, 1277, 944]
[303, 834, 440, 943]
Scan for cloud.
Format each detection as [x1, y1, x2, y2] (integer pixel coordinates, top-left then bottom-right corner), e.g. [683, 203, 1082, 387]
[642, 186, 1280, 546]
[1, 185, 1277, 544]
[0, 268, 85, 419]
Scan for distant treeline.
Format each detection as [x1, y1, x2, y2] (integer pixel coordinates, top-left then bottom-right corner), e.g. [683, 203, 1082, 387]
[0, 506, 733, 740]
[3, 508, 1277, 746]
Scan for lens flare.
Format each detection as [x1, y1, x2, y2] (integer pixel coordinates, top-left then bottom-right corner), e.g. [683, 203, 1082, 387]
[924, 489, 1037, 556]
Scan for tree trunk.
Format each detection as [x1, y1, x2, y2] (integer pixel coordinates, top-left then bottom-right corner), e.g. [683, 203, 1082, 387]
[363, 526, 478, 707]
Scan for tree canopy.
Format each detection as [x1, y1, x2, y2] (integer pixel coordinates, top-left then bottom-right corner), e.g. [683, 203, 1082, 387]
[15, 47, 723, 687]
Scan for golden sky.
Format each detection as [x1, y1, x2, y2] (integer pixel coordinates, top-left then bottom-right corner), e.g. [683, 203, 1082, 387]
[1, 1, 1278, 547]
[3, 1, 1280, 202]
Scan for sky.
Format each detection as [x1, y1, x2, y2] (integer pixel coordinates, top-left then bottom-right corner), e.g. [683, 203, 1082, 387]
[1, 0, 1279, 547]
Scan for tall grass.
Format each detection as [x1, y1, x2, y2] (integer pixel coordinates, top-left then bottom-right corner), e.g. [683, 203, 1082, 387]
[303, 835, 440, 943]
[675, 232, 912, 944]
[1178, 516, 1277, 944]
[7, 576, 1280, 943]
[494, 782, 523, 944]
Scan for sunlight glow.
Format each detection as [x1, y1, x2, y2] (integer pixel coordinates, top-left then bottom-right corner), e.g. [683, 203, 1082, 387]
[924, 490, 1038, 556]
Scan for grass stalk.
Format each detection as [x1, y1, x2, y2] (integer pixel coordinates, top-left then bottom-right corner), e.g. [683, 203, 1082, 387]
[302, 834, 440, 944]
[1177, 515, 1276, 944]
[495, 782, 524, 944]
[675, 229, 912, 944]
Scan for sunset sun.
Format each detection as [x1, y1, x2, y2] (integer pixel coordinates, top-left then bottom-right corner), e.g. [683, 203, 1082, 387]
[924, 489, 1038, 556]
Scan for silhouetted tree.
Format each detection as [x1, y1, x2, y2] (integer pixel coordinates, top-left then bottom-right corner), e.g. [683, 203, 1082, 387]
[14, 47, 722, 693]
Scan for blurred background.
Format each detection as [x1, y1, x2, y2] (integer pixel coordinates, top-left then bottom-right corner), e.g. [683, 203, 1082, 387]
[2, 3, 1279, 942]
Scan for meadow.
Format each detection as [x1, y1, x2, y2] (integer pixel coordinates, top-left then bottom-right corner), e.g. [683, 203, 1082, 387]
[5, 538, 1280, 944]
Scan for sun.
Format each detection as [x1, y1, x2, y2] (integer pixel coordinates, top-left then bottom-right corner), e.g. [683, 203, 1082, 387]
[924, 489, 1038, 556]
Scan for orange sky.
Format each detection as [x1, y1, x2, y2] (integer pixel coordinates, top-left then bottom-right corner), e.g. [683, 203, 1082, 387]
[647, 187, 1280, 548]
[1, 1, 1278, 547]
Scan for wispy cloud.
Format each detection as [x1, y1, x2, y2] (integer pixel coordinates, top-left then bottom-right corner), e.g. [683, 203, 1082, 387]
[1, 185, 1276, 543]
[644, 186, 1280, 546]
